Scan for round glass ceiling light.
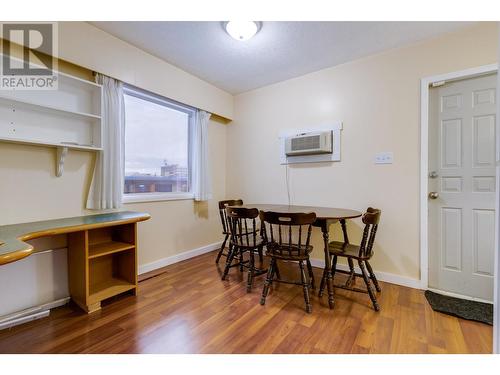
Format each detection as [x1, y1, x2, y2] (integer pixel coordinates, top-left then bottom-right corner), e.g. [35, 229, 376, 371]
[224, 21, 260, 41]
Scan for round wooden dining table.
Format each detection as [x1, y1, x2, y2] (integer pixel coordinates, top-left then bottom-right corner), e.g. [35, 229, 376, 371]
[236, 204, 363, 309]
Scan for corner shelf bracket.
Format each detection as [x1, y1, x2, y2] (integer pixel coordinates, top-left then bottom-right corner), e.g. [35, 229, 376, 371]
[56, 146, 69, 177]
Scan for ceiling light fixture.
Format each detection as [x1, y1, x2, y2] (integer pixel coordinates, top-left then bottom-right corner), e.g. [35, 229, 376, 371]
[223, 21, 260, 41]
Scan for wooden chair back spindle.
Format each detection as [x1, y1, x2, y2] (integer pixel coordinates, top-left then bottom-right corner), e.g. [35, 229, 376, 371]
[358, 207, 381, 258]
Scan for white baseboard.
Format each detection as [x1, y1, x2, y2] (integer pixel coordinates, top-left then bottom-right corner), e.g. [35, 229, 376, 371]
[309, 258, 421, 290]
[0, 311, 49, 331]
[139, 241, 223, 275]
[138, 244, 422, 290]
[0, 297, 70, 331]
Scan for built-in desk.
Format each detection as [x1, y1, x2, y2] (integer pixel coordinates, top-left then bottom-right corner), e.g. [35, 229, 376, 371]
[0, 211, 150, 313]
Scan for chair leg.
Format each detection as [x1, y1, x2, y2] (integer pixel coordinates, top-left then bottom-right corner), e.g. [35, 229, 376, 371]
[318, 267, 327, 297]
[260, 258, 275, 305]
[299, 261, 312, 313]
[306, 259, 315, 290]
[365, 260, 381, 292]
[274, 259, 281, 280]
[247, 249, 255, 293]
[331, 255, 338, 285]
[215, 234, 229, 264]
[222, 245, 236, 280]
[346, 258, 356, 287]
[358, 260, 380, 311]
[258, 246, 264, 263]
[239, 248, 244, 272]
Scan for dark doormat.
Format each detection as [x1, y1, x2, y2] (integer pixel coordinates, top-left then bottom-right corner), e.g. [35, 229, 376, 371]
[424, 290, 493, 325]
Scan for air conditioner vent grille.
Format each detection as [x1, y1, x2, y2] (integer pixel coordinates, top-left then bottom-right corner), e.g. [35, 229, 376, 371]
[284, 130, 333, 157]
[291, 135, 320, 151]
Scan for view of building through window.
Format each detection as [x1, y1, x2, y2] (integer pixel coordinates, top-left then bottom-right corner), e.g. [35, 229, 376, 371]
[123, 90, 190, 195]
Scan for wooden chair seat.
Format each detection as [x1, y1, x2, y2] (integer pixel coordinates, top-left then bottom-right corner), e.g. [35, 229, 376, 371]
[328, 241, 369, 259]
[266, 243, 313, 260]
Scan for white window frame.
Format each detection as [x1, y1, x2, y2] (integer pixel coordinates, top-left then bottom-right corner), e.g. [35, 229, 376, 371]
[122, 85, 196, 204]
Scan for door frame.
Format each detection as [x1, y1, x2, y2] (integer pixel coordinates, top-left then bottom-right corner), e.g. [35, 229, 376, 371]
[419, 63, 498, 352]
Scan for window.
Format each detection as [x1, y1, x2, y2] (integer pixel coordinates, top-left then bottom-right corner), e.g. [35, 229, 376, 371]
[123, 86, 195, 203]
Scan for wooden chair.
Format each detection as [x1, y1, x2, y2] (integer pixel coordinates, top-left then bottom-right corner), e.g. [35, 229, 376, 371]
[222, 206, 267, 292]
[319, 207, 382, 311]
[259, 211, 317, 313]
[216, 199, 243, 264]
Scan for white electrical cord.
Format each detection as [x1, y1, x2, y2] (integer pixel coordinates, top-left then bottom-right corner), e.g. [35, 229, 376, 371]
[285, 163, 291, 206]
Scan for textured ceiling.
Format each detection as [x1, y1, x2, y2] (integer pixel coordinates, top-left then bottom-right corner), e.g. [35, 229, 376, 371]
[91, 21, 473, 94]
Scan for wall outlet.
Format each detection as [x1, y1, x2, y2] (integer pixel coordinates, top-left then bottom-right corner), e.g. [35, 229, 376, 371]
[374, 152, 394, 164]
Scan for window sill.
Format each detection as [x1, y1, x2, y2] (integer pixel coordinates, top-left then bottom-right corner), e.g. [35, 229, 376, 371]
[122, 192, 194, 204]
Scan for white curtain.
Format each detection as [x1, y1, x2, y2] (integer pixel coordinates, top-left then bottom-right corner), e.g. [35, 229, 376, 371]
[86, 74, 125, 210]
[191, 110, 212, 201]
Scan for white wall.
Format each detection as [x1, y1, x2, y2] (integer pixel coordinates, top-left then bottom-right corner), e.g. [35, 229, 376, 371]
[0, 22, 232, 319]
[58, 22, 233, 120]
[226, 23, 499, 283]
[0, 238, 68, 317]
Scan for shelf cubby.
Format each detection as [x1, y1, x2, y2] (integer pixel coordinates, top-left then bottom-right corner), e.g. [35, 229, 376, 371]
[88, 223, 136, 247]
[88, 277, 136, 305]
[88, 250, 136, 307]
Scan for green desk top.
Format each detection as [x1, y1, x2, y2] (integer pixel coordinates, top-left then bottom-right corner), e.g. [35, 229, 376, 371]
[0, 211, 150, 265]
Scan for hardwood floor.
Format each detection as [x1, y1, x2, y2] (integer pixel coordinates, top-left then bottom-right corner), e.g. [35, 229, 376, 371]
[0, 250, 492, 354]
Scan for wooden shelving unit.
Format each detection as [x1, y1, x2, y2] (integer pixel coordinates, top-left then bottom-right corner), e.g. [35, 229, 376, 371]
[88, 241, 135, 259]
[0, 212, 150, 315]
[68, 223, 138, 313]
[0, 63, 103, 177]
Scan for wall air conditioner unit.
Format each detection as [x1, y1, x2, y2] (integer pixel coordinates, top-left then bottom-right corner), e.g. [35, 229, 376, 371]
[285, 130, 333, 156]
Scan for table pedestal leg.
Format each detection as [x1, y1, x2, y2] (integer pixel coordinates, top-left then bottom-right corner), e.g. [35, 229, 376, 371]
[321, 222, 335, 309]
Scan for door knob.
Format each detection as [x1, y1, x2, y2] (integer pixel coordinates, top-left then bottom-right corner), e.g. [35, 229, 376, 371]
[428, 192, 439, 199]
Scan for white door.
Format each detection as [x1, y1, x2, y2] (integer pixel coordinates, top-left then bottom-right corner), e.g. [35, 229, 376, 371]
[429, 73, 497, 302]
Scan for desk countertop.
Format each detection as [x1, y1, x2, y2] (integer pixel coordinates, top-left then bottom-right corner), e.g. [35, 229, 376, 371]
[0, 211, 150, 266]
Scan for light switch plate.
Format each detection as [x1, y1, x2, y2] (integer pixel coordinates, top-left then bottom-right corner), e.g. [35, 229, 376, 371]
[374, 152, 394, 164]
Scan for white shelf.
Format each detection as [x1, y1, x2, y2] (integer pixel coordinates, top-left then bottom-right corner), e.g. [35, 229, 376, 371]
[0, 137, 101, 177]
[0, 94, 101, 120]
[0, 136, 102, 151]
[56, 70, 102, 89]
